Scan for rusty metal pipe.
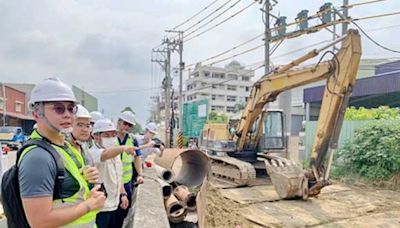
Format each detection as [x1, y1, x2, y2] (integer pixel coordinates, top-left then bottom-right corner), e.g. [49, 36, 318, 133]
[173, 185, 197, 211]
[164, 194, 187, 223]
[158, 179, 173, 199]
[154, 164, 175, 184]
[155, 148, 210, 187]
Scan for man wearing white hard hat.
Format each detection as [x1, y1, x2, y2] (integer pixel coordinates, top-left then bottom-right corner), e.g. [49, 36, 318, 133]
[89, 111, 104, 125]
[90, 118, 140, 228]
[14, 78, 105, 227]
[67, 104, 99, 184]
[135, 122, 165, 163]
[114, 110, 143, 227]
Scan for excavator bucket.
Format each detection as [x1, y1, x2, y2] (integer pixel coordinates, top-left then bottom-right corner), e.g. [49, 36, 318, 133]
[265, 157, 308, 200]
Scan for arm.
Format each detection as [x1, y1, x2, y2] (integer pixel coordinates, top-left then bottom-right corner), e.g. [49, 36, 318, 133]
[133, 156, 143, 176]
[100, 146, 137, 162]
[19, 149, 105, 227]
[22, 189, 104, 228]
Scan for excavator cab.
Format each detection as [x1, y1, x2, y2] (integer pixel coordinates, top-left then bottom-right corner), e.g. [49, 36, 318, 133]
[262, 109, 286, 152]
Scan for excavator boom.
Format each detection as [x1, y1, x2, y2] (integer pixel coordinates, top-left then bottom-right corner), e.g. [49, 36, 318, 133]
[205, 29, 361, 199]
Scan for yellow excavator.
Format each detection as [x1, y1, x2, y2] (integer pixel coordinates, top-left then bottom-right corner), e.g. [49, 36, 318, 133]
[200, 29, 361, 199]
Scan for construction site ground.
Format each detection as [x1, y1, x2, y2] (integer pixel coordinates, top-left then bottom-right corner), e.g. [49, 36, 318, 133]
[199, 180, 400, 228]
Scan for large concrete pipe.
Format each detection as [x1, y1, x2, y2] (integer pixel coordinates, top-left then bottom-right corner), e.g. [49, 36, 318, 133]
[154, 164, 175, 184]
[155, 149, 210, 187]
[173, 185, 197, 211]
[164, 194, 187, 223]
[158, 179, 173, 199]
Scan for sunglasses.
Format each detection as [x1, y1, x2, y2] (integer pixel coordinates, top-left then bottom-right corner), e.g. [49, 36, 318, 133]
[47, 102, 77, 115]
[122, 121, 133, 127]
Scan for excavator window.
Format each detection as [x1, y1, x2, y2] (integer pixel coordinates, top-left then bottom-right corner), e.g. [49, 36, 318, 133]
[263, 110, 285, 150]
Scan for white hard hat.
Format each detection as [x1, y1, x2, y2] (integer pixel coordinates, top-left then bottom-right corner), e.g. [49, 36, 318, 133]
[28, 77, 77, 108]
[90, 111, 104, 123]
[75, 104, 91, 119]
[92, 118, 117, 134]
[145, 122, 158, 134]
[119, 111, 136, 125]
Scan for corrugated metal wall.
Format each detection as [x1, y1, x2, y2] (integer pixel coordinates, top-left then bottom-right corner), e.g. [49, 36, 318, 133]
[304, 120, 377, 161]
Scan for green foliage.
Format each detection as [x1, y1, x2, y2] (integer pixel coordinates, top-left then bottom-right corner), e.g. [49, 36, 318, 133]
[335, 122, 400, 180]
[132, 123, 142, 134]
[121, 107, 136, 114]
[208, 111, 228, 123]
[345, 106, 400, 120]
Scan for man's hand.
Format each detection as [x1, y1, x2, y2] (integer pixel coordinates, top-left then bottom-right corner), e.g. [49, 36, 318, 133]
[124, 146, 139, 156]
[82, 166, 100, 184]
[85, 185, 106, 211]
[119, 195, 129, 209]
[136, 175, 144, 185]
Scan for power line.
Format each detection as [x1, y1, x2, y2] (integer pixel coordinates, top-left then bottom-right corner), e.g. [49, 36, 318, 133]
[172, 0, 220, 30]
[334, 9, 400, 53]
[181, 0, 235, 34]
[184, 1, 257, 42]
[183, 0, 241, 36]
[186, 33, 264, 68]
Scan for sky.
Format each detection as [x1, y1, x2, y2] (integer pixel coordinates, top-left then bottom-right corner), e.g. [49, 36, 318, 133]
[0, 0, 399, 124]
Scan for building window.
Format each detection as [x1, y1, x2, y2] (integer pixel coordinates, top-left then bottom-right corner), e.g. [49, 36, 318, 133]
[227, 96, 237, 102]
[193, 72, 199, 78]
[226, 106, 235, 112]
[15, 101, 23, 113]
[211, 105, 224, 111]
[203, 71, 210, 77]
[245, 97, 249, 102]
[212, 95, 216, 100]
[245, 86, 250, 92]
[227, 74, 238, 80]
[242, 76, 250, 81]
[0, 98, 4, 110]
[212, 73, 225, 79]
[227, 85, 237, 91]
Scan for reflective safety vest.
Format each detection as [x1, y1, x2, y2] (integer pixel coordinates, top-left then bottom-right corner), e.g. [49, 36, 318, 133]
[19, 130, 97, 227]
[118, 134, 134, 184]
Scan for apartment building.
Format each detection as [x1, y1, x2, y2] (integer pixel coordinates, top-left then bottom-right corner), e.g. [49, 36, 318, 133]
[185, 61, 255, 114]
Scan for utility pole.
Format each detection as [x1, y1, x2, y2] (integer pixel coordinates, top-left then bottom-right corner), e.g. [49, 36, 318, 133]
[151, 47, 171, 147]
[165, 30, 184, 134]
[170, 89, 175, 147]
[342, 0, 349, 35]
[264, 0, 271, 75]
[178, 32, 184, 135]
[165, 45, 171, 148]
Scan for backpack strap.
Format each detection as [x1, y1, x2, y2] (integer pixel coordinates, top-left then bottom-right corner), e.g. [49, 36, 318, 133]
[17, 140, 65, 200]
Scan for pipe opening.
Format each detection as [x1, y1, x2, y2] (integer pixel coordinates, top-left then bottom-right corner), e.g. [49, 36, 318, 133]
[162, 185, 173, 198]
[162, 170, 173, 182]
[186, 195, 197, 209]
[169, 204, 184, 214]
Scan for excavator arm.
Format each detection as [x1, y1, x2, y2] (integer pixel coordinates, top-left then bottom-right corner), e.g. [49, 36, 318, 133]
[234, 29, 361, 198]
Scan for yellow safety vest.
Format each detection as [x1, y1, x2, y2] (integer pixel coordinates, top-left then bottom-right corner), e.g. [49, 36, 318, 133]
[19, 130, 97, 227]
[117, 134, 134, 184]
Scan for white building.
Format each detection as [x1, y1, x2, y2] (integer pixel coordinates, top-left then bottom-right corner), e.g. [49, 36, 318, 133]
[185, 61, 255, 114]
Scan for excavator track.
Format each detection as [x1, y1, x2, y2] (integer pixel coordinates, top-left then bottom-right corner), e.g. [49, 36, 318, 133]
[208, 155, 257, 187]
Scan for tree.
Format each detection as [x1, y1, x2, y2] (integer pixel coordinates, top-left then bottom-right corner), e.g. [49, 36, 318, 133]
[208, 111, 228, 123]
[132, 123, 142, 134]
[121, 107, 136, 114]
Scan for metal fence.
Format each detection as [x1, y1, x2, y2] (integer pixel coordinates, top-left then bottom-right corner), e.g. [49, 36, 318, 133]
[304, 120, 383, 161]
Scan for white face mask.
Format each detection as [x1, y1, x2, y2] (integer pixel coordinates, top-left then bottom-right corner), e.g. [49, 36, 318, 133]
[60, 127, 73, 135]
[101, 137, 117, 149]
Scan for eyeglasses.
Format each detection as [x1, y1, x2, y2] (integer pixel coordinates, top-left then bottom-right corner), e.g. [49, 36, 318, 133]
[122, 121, 133, 128]
[48, 102, 77, 115]
[76, 122, 92, 129]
